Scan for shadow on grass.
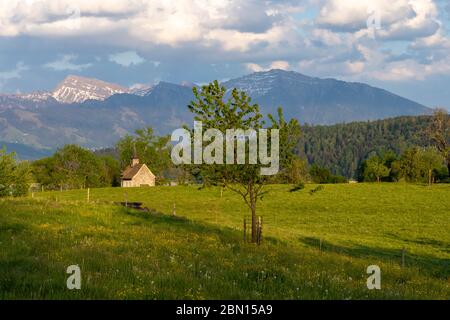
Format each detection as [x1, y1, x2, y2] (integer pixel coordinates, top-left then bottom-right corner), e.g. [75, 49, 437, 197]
[0, 223, 26, 234]
[122, 207, 280, 246]
[384, 233, 450, 254]
[299, 236, 450, 279]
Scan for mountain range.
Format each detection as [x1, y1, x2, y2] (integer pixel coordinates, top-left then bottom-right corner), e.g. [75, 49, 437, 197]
[0, 69, 431, 159]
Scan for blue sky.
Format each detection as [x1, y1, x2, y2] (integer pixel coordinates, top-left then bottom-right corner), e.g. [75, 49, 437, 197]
[1, 0, 449, 109]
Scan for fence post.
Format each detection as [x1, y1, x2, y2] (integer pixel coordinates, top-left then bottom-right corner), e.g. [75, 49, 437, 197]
[173, 203, 176, 216]
[87, 188, 90, 203]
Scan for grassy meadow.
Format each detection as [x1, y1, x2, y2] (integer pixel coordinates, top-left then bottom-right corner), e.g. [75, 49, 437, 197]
[0, 183, 449, 299]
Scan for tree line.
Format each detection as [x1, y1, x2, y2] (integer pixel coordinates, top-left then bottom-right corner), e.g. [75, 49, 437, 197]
[360, 147, 448, 184]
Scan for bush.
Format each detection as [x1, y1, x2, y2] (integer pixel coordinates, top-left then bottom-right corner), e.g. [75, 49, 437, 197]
[309, 165, 348, 184]
[0, 148, 31, 197]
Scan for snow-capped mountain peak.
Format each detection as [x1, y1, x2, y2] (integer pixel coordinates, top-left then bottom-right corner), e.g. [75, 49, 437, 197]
[52, 75, 130, 104]
[17, 91, 52, 102]
[223, 69, 317, 97]
[129, 83, 154, 96]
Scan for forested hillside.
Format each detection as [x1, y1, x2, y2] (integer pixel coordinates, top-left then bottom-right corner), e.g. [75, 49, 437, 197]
[298, 116, 438, 178]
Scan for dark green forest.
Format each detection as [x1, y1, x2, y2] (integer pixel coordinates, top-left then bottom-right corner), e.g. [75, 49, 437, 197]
[298, 115, 439, 179]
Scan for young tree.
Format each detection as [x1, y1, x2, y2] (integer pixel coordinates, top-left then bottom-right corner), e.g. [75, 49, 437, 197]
[186, 81, 297, 243]
[285, 158, 309, 184]
[364, 156, 390, 183]
[399, 146, 446, 183]
[400, 147, 421, 182]
[416, 147, 445, 185]
[427, 109, 450, 177]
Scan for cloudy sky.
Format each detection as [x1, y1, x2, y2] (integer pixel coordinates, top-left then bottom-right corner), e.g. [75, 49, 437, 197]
[1, 0, 449, 109]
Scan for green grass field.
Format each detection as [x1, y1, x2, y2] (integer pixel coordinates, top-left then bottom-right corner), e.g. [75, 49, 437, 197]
[0, 183, 449, 299]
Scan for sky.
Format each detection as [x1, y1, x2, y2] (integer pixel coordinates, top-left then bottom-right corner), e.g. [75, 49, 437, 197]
[0, 0, 449, 109]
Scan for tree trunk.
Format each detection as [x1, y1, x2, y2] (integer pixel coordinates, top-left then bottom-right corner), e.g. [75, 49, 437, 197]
[248, 183, 258, 243]
[447, 162, 450, 178]
[251, 203, 257, 243]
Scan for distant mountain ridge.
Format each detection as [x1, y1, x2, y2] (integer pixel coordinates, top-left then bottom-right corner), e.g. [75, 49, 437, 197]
[0, 69, 432, 159]
[224, 70, 430, 124]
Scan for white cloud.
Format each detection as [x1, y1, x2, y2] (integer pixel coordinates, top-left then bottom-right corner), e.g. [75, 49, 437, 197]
[345, 61, 365, 74]
[245, 63, 264, 72]
[109, 51, 145, 67]
[0, 0, 301, 51]
[0, 62, 28, 80]
[44, 55, 92, 71]
[317, 0, 440, 41]
[270, 60, 290, 70]
[0, 62, 28, 90]
[245, 60, 290, 72]
[1, 0, 450, 85]
[311, 28, 343, 46]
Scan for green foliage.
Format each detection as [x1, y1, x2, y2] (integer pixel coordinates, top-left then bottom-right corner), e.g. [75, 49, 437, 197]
[426, 109, 450, 174]
[188, 81, 265, 189]
[31, 145, 121, 190]
[363, 156, 391, 183]
[282, 157, 309, 184]
[399, 147, 446, 183]
[309, 164, 347, 184]
[268, 107, 303, 183]
[0, 148, 31, 197]
[98, 155, 122, 187]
